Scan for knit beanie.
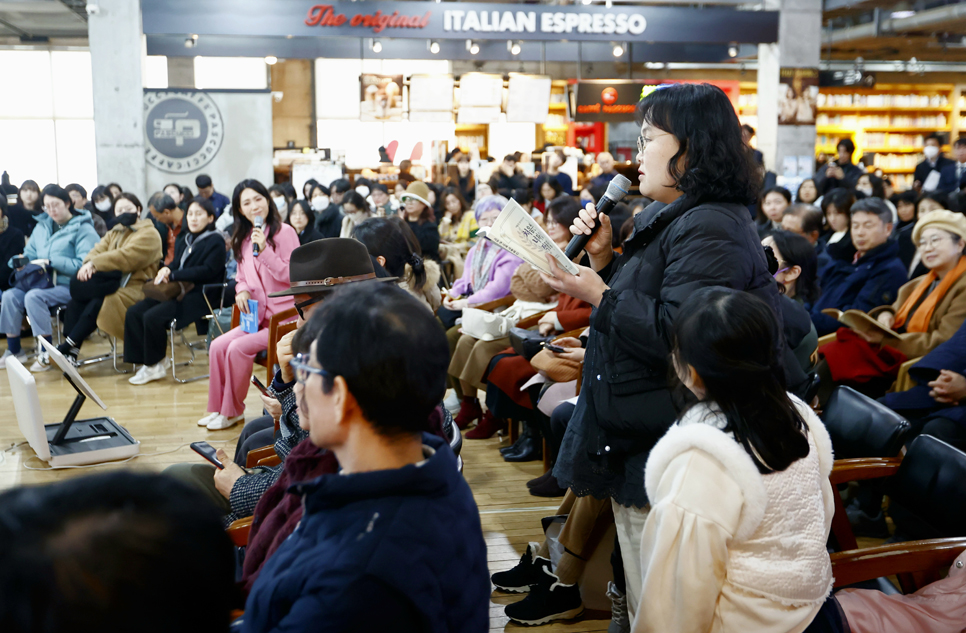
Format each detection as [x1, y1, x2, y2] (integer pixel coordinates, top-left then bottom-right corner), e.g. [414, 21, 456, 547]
[912, 209, 966, 244]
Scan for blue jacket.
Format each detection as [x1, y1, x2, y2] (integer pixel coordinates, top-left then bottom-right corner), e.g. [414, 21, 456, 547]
[810, 239, 908, 336]
[209, 191, 231, 218]
[9, 211, 99, 286]
[242, 433, 490, 633]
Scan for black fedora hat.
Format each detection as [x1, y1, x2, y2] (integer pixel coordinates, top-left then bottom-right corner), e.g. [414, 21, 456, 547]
[269, 238, 396, 298]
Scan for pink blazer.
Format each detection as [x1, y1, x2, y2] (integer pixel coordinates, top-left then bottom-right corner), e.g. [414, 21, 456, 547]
[235, 222, 300, 328]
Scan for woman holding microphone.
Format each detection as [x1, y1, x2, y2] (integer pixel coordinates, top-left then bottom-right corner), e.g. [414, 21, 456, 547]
[199, 180, 299, 431]
[538, 83, 808, 623]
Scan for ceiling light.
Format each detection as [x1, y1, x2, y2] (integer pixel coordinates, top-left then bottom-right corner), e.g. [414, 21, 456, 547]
[612, 43, 624, 57]
[264, 56, 278, 65]
[429, 40, 440, 55]
[728, 43, 738, 58]
[371, 39, 382, 53]
[184, 34, 198, 48]
[581, 0, 592, 4]
[509, 40, 521, 56]
[891, 10, 915, 18]
[467, 39, 480, 55]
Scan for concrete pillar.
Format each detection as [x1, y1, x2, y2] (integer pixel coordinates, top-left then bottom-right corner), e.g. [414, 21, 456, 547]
[757, 0, 822, 178]
[167, 57, 195, 89]
[88, 0, 146, 200]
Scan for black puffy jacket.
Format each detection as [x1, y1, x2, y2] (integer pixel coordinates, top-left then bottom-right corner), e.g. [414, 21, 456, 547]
[554, 196, 809, 508]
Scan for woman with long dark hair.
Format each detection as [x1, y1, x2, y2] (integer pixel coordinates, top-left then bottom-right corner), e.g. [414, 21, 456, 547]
[285, 200, 323, 245]
[124, 196, 226, 384]
[634, 286, 834, 633]
[763, 230, 820, 306]
[200, 179, 299, 431]
[537, 83, 808, 621]
[353, 216, 442, 312]
[6, 179, 43, 236]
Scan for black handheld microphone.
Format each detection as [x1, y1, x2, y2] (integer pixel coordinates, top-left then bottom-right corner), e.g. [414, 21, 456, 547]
[253, 215, 264, 257]
[564, 174, 632, 260]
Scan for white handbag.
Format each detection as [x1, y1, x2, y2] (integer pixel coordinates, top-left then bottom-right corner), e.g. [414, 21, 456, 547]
[460, 308, 512, 341]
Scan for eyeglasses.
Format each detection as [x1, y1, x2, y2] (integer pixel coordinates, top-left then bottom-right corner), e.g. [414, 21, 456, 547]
[918, 235, 953, 250]
[636, 131, 670, 155]
[294, 294, 325, 319]
[289, 353, 335, 385]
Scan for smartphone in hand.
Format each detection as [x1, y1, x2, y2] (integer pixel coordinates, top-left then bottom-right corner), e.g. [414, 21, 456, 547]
[543, 342, 566, 354]
[190, 441, 224, 469]
[251, 374, 271, 397]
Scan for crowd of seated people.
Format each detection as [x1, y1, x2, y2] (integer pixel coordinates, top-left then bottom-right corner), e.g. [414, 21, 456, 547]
[6, 121, 966, 633]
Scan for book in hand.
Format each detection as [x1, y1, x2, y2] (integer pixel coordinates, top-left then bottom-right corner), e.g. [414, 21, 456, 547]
[821, 309, 909, 340]
[240, 299, 259, 333]
[477, 198, 580, 277]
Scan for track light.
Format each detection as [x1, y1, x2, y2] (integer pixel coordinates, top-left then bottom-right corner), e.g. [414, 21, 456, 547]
[728, 43, 738, 58]
[467, 39, 479, 55]
[184, 34, 198, 48]
[612, 43, 624, 57]
[429, 40, 440, 55]
[264, 56, 278, 65]
[371, 39, 382, 54]
[508, 40, 521, 56]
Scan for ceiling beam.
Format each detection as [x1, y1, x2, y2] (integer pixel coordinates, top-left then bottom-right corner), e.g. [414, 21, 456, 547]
[826, 2, 966, 45]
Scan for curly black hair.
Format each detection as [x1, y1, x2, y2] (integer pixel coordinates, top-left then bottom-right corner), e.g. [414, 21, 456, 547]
[635, 83, 760, 205]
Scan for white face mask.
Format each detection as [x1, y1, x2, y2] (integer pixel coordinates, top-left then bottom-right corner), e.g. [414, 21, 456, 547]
[924, 145, 940, 160]
[856, 185, 873, 196]
[272, 196, 287, 212]
[94, 199, 112, 212]
[311, 196, 329, 211]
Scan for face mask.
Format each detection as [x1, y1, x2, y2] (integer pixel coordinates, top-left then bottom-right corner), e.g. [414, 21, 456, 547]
[95, 199, 112, 212]
[116, 212, 138, 227]
[272, 196, 287, 212]
[856, 185, 873, 196]
[924, 146, 940, 160]
[311, 196, 328, 211]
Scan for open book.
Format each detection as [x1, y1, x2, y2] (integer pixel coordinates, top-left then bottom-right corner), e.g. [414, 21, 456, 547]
[821, 309, 910, 340]
[478, 198, 580, 277]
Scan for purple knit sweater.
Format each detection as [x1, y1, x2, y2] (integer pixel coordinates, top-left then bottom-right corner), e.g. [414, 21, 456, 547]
[451, 245, 523, 305]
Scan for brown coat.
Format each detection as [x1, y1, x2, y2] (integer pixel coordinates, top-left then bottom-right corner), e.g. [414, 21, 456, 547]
[84, 219, 162, 339]
[870, 270, 966, 359]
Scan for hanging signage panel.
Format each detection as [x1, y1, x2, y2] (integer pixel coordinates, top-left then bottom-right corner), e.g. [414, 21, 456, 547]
[574, 82, 666, 123]
[141, 1, 779, 44]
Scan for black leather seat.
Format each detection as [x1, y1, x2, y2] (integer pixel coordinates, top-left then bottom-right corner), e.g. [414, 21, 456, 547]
[888, 434, 966, 540]
[822, 386, 912, 459]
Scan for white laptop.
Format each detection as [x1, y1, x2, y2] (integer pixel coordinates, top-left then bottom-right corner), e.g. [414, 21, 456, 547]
[6, 339, 139, 467]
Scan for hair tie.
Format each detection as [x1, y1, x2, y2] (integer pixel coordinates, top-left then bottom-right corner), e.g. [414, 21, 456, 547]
[410, 253, 423, 268]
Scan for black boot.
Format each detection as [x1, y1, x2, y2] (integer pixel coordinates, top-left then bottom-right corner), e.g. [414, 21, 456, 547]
[491, 543, 551, 593]
[504, 567, 584, 625]
[500, 432, 528, 456]
[529, 473, 566, 497]
[503, 435, 542, 462]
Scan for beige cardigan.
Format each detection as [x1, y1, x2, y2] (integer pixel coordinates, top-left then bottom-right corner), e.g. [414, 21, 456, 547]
[634, 396, 834, 633]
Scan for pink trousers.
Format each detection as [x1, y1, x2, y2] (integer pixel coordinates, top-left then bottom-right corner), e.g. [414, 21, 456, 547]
[207, 326, 269, 417]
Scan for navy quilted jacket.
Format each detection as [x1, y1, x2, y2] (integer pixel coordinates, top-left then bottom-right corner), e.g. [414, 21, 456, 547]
[241, 433, 490, 633]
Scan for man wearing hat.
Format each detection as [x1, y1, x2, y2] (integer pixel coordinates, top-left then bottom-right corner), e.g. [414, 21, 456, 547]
[400, 180, 441, 261]
[164, 238, 393, 522]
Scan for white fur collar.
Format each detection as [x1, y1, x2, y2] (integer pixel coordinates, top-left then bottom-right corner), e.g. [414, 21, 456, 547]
[644, 394, 832, 542]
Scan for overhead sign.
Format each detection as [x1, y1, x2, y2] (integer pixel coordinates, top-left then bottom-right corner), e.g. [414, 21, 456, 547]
[141, 1, 780, 44]
[574, 82, 665, 122]
[143, 90, 224, 174]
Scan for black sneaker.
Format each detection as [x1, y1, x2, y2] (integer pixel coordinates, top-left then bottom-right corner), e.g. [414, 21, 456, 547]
[55, 342, 79, 367]
[504, 566, 584, 626]
[491, 543, 550, 593]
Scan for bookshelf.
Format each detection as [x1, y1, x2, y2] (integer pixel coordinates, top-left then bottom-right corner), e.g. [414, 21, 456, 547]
[535, 80, 571, 149]
[815, 84, 955, 190]
[738, 82, 758, 140]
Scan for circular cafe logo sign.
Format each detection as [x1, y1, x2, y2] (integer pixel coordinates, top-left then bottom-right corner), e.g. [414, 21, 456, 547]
[144, 91, 224, 174]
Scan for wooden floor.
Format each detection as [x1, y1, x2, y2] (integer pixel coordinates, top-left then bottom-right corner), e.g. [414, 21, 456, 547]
[0, 334, 612, 632]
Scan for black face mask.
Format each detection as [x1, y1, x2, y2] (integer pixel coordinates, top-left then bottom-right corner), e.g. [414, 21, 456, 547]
[115, 212, 138, 227]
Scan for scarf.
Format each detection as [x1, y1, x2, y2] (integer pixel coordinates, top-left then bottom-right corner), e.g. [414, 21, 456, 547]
[469, 239, 501, 294]
[894, 255, 966, 333]
[179, 229, 220, 270]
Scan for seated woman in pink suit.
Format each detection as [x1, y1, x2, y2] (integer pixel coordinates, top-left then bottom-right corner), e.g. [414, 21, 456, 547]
[199, 179, 299, 431]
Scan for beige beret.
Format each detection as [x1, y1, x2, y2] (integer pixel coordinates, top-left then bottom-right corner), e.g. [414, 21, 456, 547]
[912, 209, 966, 245]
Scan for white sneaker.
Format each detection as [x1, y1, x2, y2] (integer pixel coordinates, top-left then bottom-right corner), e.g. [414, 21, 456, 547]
[129, 362, 167, 385]
[0, 349, 28, 369]
[29, 350, 52, 372]
[207, 413, 244, 431]
[197, 411, 220, 427]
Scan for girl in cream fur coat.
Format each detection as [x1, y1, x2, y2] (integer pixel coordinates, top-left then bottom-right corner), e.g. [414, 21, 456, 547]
[634, 287, 840, 633]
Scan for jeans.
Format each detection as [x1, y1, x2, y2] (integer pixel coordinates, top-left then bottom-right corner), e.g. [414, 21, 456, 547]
[0, 285, 72, 338]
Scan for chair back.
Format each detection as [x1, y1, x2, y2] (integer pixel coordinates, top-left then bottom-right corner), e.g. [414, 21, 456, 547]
[889, 434, 966, 540]
[822, 386, 911, 459]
